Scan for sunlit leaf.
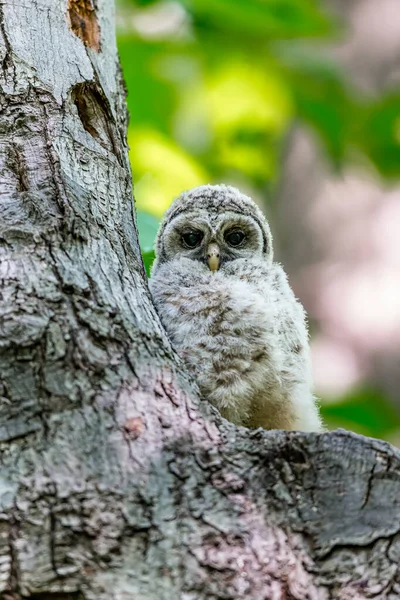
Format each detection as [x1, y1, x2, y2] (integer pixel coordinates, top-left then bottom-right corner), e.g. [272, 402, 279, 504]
[206, 61, 292, 134]
[129, 127, 209, 216]
[175, 60, 292, 178]
[217, 135, 277, 180]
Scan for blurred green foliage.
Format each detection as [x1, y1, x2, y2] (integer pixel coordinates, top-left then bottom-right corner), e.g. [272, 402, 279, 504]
[117, 0, 400, 440]
[119, 0, 400, 220]
[136, 210, 158, 275]
[322, 388, 400, 440]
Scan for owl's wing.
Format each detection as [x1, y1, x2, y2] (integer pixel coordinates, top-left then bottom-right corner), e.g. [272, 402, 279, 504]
[247, 262, 309, 359]
[246, 262, 323, 431]
[270, 265, 310, 359]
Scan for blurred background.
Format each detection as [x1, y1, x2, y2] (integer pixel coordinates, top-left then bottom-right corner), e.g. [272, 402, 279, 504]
[116, 0, 400, 443]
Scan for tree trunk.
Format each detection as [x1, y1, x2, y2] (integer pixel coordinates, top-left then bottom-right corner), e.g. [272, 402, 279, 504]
[1, 1, 400, 599]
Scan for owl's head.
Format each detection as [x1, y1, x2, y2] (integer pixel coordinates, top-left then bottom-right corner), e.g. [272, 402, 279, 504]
[152, 184, 273, 273]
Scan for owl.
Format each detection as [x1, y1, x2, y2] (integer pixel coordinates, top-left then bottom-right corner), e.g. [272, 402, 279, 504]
[149, 184, 323, 432]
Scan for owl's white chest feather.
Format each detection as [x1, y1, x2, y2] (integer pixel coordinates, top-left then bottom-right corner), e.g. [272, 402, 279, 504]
[150, 258, 317, 428]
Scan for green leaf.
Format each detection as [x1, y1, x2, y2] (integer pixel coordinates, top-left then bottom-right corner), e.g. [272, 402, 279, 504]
[294, 88, 349, 167]
[321, 387, 400, 439]
[181, 0, 332, 40]
[358, 93, 400, 178]
[136, 210, 158, 277]
[117, 36, 177, 133]
[141, 250, 156, 277]
[136, 210, 159, 252]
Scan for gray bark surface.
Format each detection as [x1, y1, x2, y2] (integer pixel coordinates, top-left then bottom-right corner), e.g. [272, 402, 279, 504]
[1, 1, 400, 599]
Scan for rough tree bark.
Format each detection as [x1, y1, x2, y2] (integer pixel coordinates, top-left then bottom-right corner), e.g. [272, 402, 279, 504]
[1, 1, 400, 599]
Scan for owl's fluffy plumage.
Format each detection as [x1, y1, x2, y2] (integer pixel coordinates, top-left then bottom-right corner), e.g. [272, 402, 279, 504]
[149, 184, 323, 432]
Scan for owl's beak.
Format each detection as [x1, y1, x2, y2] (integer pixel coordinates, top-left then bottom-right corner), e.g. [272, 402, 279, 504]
[207, 243, 220, 272]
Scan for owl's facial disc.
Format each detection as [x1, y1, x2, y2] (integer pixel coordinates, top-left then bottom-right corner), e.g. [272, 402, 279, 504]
[160, 209, 266, 270]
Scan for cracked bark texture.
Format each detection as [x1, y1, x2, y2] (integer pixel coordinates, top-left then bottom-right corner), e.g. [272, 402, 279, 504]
[1, 1, 400, 599]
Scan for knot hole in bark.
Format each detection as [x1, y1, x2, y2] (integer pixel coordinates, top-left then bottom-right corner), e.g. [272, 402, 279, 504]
[72, 82, 122, 165]
[67, 0, 101, 51]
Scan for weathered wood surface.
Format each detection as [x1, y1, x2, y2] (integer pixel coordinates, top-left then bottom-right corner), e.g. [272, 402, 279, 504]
[1, 1, 400, 598]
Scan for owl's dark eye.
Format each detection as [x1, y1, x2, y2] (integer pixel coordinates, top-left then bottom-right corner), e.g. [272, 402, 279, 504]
[181, 230, 203, 248]
[225, 229, 245, 247]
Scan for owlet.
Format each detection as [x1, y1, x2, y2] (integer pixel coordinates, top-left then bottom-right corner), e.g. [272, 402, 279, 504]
[149, 185, 323, 432]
